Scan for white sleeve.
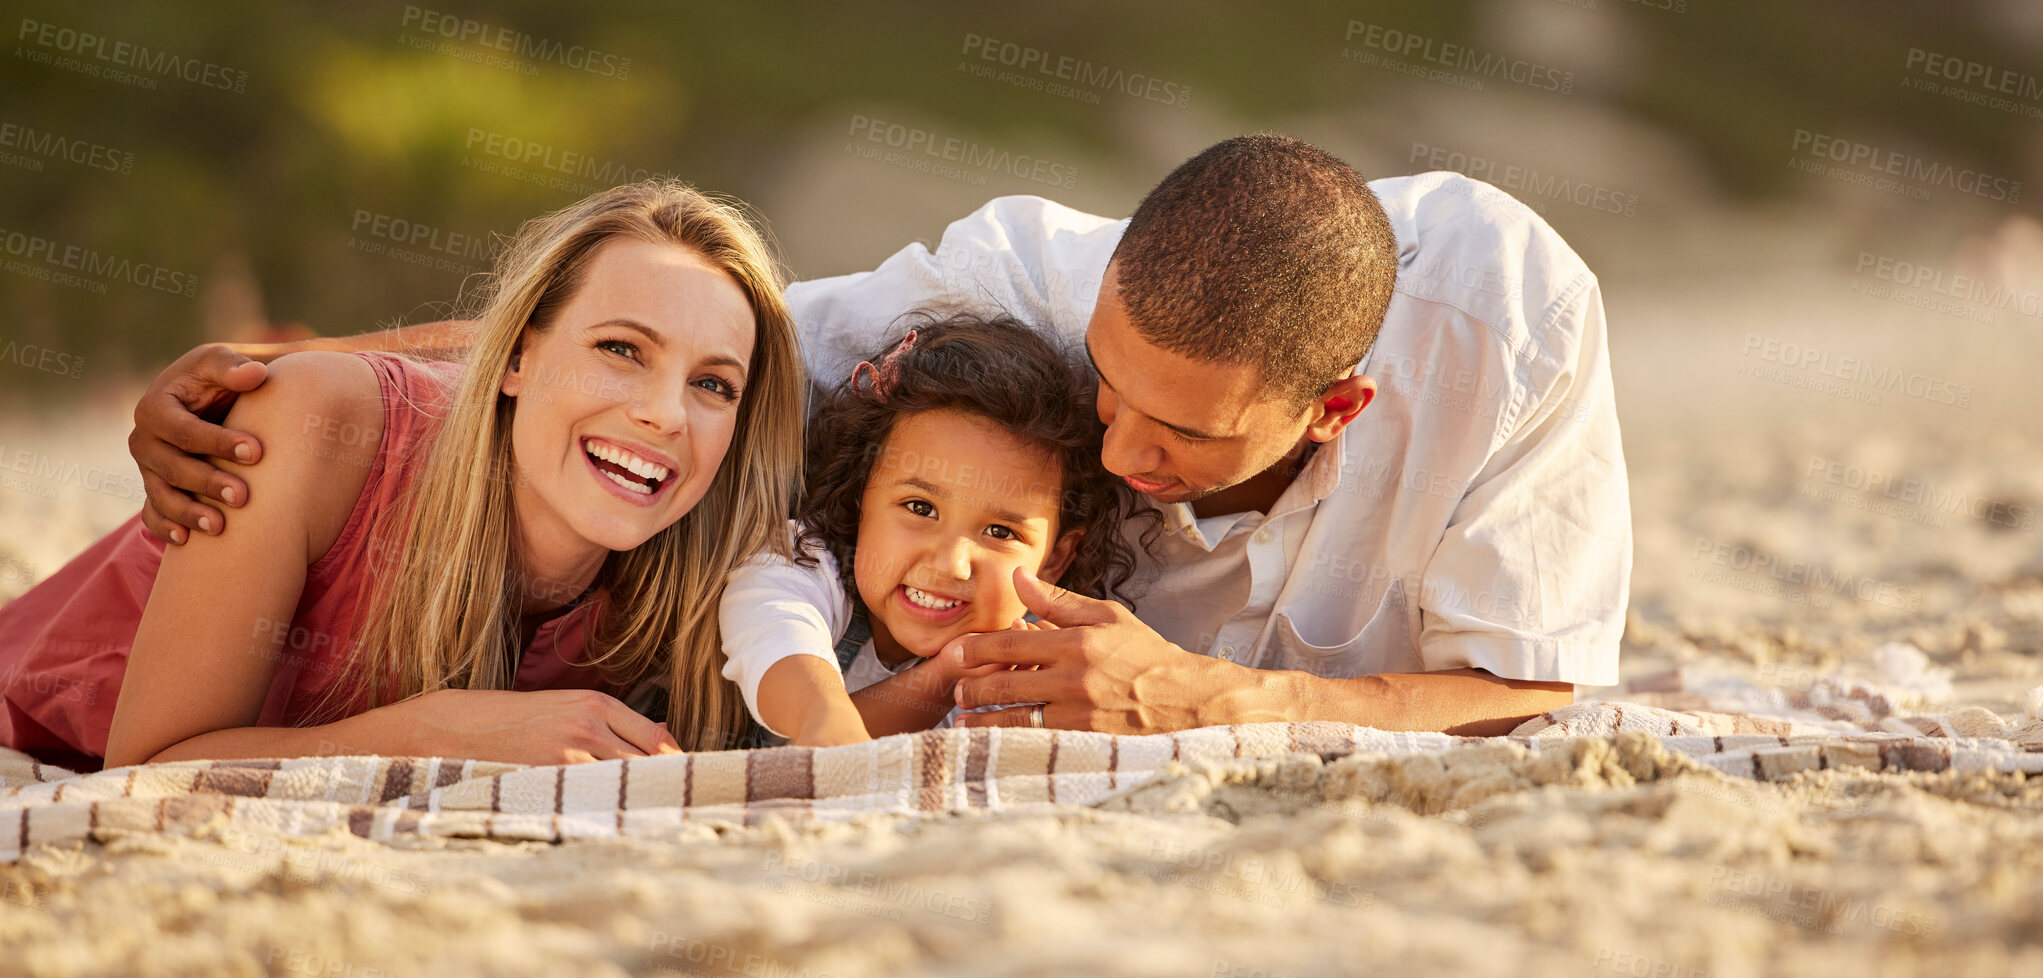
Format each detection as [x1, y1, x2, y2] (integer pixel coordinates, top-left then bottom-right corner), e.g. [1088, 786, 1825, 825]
[782, 195, 1126, 392]
[1416, 275, 1631, 686]
[718, 524, 853, 733]
[839, 641, 898, 694]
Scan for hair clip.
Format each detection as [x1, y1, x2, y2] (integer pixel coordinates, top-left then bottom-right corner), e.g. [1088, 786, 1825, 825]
[850, 329, 918, 400]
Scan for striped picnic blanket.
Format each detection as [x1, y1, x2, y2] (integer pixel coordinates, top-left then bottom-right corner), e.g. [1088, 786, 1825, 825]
[6, 708, 2042, 862]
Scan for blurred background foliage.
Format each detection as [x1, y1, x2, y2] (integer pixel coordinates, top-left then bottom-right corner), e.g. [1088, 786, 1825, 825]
[0, 0, 2036, 382]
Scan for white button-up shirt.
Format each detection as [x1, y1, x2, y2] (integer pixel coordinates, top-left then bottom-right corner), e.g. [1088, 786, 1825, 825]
[721, 171, 1630, 726]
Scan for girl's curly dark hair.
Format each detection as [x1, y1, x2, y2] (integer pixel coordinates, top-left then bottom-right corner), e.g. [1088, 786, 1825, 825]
[796, 312, 1160, 609]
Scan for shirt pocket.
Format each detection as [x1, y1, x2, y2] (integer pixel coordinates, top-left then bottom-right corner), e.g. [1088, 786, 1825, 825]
[1265, 578, 1422, 679]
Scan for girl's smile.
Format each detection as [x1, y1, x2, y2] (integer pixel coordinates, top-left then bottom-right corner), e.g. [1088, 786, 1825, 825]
[853, 408, 1079, 667]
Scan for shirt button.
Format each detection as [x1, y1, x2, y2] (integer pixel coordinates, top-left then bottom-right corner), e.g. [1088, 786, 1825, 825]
[1217, 646, 1235, 661]
[1254, 528, 1273, 544]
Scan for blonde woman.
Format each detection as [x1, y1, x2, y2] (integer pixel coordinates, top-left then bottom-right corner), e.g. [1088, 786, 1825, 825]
[0, 180, 804, 770]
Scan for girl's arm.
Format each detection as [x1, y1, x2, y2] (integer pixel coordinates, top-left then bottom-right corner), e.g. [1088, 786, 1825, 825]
[848, 657, 966, 738]
[719, 535, 866, 745]
[755, 657, 868, 746]
[848, 638, 1018, 738]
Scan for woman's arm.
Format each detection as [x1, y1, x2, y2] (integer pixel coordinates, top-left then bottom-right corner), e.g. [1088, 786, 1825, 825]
[105, 351, 678, 767]
[272, 319, 474, 362]
[104, 352, 381, 768]
[143, 688, 682, 765]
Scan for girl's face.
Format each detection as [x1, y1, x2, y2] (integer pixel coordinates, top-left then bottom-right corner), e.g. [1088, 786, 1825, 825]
[501, 238, 755, 562]
[854, 408, 1081, 666]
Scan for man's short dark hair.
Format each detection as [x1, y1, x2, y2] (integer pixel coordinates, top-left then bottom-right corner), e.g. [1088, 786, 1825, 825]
[1110, 134, 1398, 408]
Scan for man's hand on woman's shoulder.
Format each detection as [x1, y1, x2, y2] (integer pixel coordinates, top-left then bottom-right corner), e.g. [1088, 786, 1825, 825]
[130, 342, 279, 545]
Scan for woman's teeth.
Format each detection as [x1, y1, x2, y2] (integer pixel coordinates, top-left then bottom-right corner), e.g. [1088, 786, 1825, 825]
[601, 469, 653, 495]
[585, 438, 669, 494]
[903, 585, 962, 610]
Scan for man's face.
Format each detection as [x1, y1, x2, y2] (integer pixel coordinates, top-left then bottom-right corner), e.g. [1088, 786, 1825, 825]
[1082, 263, 1312, 505]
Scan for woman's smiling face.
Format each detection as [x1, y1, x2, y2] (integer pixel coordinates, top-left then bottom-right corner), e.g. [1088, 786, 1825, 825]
[853, 408, 1080, 666]
[500, 237, 756, 557]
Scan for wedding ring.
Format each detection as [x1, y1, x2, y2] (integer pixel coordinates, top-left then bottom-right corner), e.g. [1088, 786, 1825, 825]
[1027, 705, 1045, 729]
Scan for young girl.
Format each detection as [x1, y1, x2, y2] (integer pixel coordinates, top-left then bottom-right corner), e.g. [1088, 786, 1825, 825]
[0, 180, 807, 769]
[719, 314, 1153, 744]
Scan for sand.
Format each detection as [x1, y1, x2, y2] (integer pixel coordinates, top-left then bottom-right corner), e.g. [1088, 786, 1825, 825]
[2, 734, 2040, 978]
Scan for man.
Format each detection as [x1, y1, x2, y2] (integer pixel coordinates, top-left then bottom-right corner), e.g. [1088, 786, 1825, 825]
[128, 135, 1629, 737]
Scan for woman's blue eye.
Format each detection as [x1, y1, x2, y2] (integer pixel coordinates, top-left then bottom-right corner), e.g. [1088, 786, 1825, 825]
[905, 500, 935, 517]
[597, 339, 639, 360]
[696, 377, 740, 401]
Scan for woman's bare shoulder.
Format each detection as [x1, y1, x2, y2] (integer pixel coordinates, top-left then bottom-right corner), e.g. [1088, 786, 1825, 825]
[219, 352, 387, 560]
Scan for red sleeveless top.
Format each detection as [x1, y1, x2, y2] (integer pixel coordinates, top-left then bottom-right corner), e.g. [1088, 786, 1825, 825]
[0, 353, 616, 771]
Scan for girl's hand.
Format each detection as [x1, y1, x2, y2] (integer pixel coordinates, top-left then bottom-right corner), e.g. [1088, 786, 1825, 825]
[382, 688, 683, 765]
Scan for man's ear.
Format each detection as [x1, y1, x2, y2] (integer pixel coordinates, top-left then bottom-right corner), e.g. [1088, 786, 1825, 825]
[1038, 528, 1083, 586]
[1305, 373, 1376, 444]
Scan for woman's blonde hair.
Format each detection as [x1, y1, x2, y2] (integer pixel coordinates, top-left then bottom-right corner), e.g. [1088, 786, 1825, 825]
[337, 179, 803, 751]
